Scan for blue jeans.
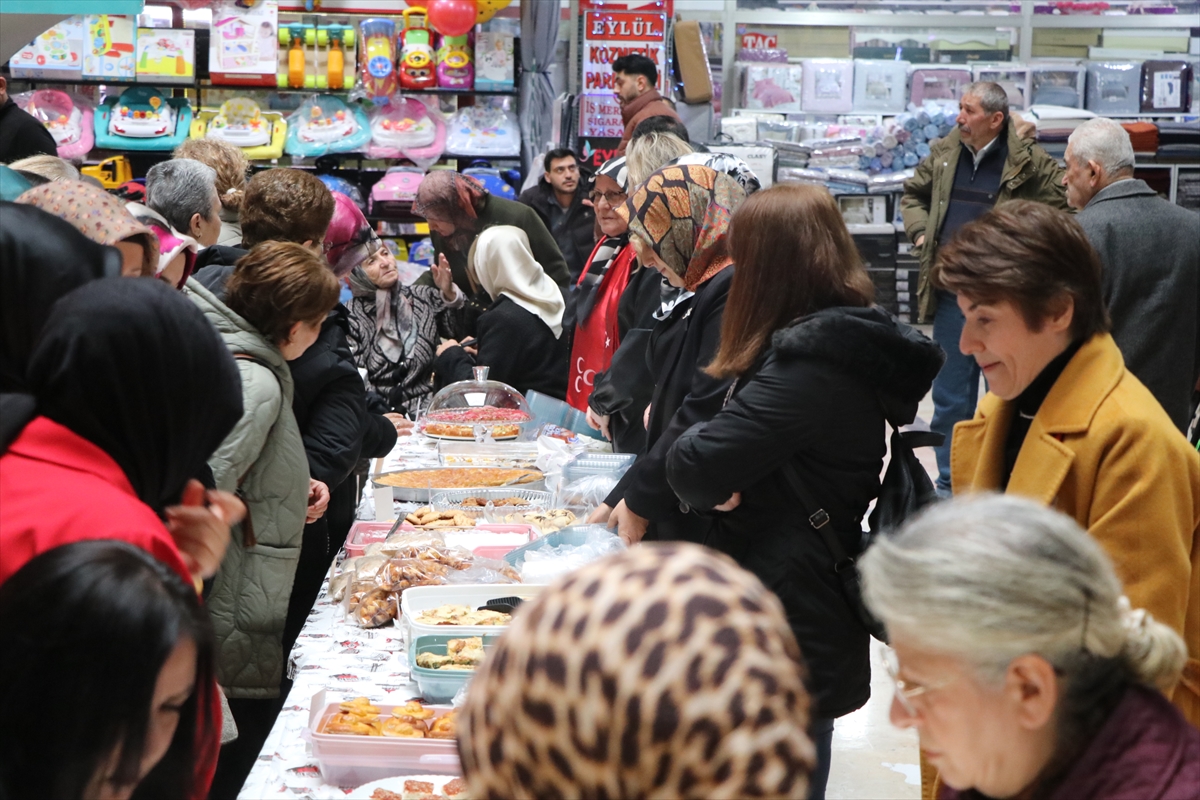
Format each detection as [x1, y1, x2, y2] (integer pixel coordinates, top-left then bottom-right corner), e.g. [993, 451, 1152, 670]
[931, 289, 982, 496]
[807, 717, 835, 800]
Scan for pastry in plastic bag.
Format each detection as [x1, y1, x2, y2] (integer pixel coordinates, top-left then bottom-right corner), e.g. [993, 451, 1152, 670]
[355, 587, 398, 628]
[378, 558, 450, 592]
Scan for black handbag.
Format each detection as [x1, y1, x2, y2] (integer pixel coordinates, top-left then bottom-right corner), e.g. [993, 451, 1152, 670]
[780, 415, 942, 643]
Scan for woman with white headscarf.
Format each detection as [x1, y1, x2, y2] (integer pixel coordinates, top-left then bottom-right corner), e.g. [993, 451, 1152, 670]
[434, 225, 569, 399]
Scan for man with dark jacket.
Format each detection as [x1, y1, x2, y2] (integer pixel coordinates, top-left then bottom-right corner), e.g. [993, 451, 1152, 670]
[1066, 117, 1200, 432]
[901, 81, 1067, 496]
[518, 148, 595, 283]
[612, 53, 679, 157]
[0, 76, 57, 164]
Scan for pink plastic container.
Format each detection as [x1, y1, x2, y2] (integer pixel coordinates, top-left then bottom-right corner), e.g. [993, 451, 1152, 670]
[344, 522, 536, 559]
[305, 691, 460, 786]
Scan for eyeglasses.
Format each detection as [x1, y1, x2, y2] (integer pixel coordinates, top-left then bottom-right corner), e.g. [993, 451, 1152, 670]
[589, 190, 627, 206]
[883, 647, 958, 717]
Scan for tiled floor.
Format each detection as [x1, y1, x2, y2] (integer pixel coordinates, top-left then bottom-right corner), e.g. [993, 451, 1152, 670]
[824, 358, 939, 799]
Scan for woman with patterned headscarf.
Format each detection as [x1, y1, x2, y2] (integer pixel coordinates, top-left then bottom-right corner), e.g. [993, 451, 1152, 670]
[458, 542, 816, 799]
[589, 163, 745, 546]
[411, 170, 570, 337]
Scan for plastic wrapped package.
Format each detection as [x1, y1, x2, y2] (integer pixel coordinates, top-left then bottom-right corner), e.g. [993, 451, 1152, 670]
[909, 68, 971, 106]
[1084, 62, 1142, 115]
[284, 94, 371, 156]
[802, 59, 854, 113]
[556, 472, 622, 517]
[852, 60, 910, 113]
[444, 102, 520, 157]
[15, 89, 94, 159]
[1140, 60, 1194, 114]
[1029, 63, 1086, 109]
[742, 63, 803, 112]
[366, 95, 446, 164]
[972, 64, 1031, 110]
[518, 526, 626, 583]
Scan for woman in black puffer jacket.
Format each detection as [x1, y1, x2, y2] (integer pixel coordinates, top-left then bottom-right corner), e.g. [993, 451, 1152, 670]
[665, 184, 944, 800]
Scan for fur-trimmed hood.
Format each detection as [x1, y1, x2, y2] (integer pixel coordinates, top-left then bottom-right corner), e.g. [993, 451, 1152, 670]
[772, 306, 944, 425]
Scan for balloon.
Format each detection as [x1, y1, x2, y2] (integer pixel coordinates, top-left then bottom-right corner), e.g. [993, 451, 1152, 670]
[475, 0, 510, 24]
[428, 0, 478, 37]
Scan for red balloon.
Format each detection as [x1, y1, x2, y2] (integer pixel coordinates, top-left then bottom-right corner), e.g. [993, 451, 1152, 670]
[428, 0, 478, 38]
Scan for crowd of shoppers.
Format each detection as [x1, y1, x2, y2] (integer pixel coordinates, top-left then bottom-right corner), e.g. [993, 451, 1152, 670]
[1, 71, 1198, 800]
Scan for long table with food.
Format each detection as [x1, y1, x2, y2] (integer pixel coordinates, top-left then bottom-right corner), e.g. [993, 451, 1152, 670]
[239, 389, 627, 799]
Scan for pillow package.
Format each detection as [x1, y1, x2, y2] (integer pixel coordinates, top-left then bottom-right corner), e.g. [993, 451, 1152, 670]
[1140, 60, 1194, 114]
[852, 60, 910, 113]
[801, 58, 853, 113]
[1085, 62, 1142, 116]
[1029, 62, 1086, 109]
[742, 63, 803, 112]
[908, 68, 972, 106]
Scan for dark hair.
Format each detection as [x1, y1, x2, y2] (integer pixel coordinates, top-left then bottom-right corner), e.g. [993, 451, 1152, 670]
[612, 53, 657, 86]
[632, 115, 690, 144]
[240, 168, 335, 248]
[707, 184, 875, 378]
[931, 200, 1110, 341]
[226, 241, 340, 345]
[0, 540, 215, 800]
[543, 148, 577, 174]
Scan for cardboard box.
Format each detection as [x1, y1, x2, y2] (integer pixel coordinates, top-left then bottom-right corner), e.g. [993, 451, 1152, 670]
[83, 15, 137, 81]
[1033, 29, 1101, 47]
[136, 28, 195, 83]
[674, 20, 713, 104]
[209, 0, 278, 87]
[475, 31, 514, 90]
[9, 16, 84, 80]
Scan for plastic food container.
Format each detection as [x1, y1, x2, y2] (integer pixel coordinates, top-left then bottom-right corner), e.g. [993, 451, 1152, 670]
[502, 526, 613, 567]
[421, 366, 533, 441]
[430, 488, 552, 522]
[344, 521, 535, 559]
[410, 633, 499, 702]
[437, 440, 539, 468]
[305, 690, 461, 786]
[400, 583, 546, 642]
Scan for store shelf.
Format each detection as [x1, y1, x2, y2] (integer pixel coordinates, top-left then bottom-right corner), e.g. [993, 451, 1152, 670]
[6, 77, 198, 88]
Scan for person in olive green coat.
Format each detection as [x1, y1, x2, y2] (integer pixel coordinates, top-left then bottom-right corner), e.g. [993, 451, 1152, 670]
[413, 170, 569, 338]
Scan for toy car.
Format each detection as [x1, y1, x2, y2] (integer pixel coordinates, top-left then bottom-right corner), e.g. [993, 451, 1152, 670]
[109, 85, 176, 138]
[462, 167, 516, 200]
[370, 166, 426, 215]
[399, 7, 436, 90]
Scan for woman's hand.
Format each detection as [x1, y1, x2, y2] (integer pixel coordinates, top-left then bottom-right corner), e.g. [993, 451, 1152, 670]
[432, 254, 455, 302]
[714, 492, 742, 512]
[585, 407, 612, 441]
[384, 412, 414, 437]
[610, 500, 649, 546]
[587, 503, 613, 525]
[643, 403, 652, 430]
[306, 479, 330, 523]
[436, 339, 460, 357]
[165, 479, 245, 580]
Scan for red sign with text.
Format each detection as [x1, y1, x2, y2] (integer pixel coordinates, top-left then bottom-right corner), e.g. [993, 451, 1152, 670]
[581, 9, 668, 136]
[740, 32, 778, 50]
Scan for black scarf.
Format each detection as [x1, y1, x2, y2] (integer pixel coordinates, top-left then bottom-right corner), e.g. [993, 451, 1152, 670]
[20, 278, 243, 515]
[0, 201, 123, 392]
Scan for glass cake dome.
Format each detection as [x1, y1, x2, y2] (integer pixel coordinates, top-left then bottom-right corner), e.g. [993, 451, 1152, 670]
[421, 367, 532, 441]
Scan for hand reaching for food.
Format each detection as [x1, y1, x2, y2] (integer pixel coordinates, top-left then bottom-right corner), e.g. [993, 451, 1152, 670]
[586, 407, 611, 441]
[384, 412, 414, 436]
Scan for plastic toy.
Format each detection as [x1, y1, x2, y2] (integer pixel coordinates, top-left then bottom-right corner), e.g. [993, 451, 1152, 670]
[360, 18, 399, 99]
[316, 174, 367, 210]
[276, 22, 356, 90]
[136, 28, 195, 84]
[399, 8, 436, 90]
[15, 90, 95, 161]
[436, 33, 473, 90]
[367, 95, 446, 161]
[190, 97, 288, 160]
[444, 103, 520, 156]
[462, 166, 516, 200]
[284, 94, 371, 157]
[81, 155, 133, 188]
[83, 14, 136, 81]
[95, 86, 192, 151]
[369, 166, 426, 215]
[210, 1, 278, 87]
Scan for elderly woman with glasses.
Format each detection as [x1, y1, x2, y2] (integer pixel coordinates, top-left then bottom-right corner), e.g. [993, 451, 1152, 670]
[861, 495, 1197, 800]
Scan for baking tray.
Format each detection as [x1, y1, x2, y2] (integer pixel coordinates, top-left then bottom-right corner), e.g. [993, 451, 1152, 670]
[373, 467, 545, 503]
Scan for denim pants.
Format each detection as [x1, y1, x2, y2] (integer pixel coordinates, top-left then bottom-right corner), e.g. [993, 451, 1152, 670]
[807, 716, 836, 799]
[930, 289, 982, 495]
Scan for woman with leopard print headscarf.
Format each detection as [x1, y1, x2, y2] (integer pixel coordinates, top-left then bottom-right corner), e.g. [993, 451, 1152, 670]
[457, 542, 816, 799]
[588, 163, 746, 546]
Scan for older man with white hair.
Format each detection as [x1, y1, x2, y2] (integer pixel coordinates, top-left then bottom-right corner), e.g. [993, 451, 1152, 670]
[1066, 117, 1200, 431]
[145, 158, 223, 248]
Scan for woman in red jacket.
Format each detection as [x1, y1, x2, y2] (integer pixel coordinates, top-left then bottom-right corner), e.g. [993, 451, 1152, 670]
[0, 277, 244, 797]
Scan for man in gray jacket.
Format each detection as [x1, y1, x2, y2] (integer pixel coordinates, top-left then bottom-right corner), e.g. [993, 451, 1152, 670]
[1066, 117, 1200, 431]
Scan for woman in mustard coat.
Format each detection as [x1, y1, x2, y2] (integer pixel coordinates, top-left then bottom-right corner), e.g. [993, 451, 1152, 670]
[934, 201, 1200, 730]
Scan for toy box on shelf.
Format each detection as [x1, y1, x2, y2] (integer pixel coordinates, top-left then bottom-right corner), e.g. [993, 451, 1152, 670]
[190, 97, 287, 160]
[15, 90, 94, 160]
[83, 15, 136, 81]
[210, 0, 279, 87]
[9, 16, 84, 80]
[96, 85, 192, 151]
[135, 28, 195, 84]
[399, 8, 436, 91]
[475, 28, 514, 91]
[279, 21, 356, 91]
[357, 17, 398, 98]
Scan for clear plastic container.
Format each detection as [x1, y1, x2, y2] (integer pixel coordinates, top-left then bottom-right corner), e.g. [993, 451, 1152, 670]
[305, 690, 461, 786]
[421, 366, 532, 441]
[400, 583, 546, 642]
[437, 440, 539, 468]
[430, 488, 552, 522]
